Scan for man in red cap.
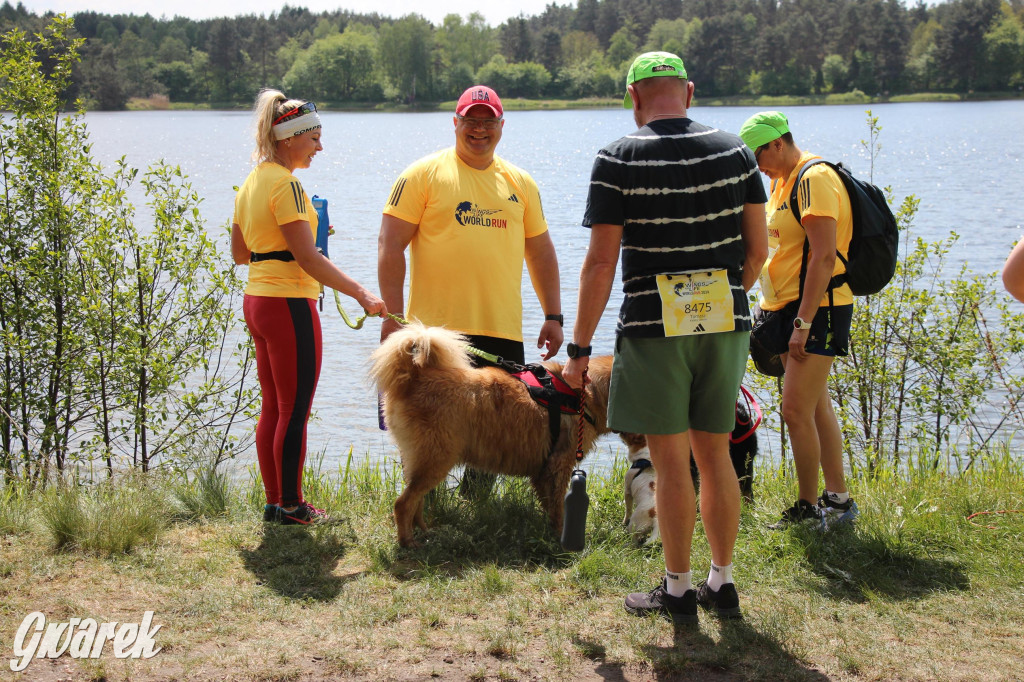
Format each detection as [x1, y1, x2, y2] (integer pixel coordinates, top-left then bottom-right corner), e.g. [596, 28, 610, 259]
[378, 85, 563, 495]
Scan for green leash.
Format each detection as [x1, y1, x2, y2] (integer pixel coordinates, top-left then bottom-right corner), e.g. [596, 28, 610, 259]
[332, 288, 407, 329]
[465, 346, 502, 364]
[334, 292, 507, 368]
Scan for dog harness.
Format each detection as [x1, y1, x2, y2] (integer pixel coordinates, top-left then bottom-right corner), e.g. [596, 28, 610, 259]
[509, 363, 592, 452]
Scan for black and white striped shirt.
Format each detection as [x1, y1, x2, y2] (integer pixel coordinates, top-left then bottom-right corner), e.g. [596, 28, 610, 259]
[583, 118, 766, 337]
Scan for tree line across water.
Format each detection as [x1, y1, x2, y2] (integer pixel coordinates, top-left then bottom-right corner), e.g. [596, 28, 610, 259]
[1, 0, 1023, 109]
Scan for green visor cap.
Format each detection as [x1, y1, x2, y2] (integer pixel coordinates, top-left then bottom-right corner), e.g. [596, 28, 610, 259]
[739, 111, 790, 150]
[623, 51, 688, 108]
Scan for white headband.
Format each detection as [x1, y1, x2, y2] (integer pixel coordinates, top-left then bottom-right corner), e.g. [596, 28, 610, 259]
[273, 113, 322, 140]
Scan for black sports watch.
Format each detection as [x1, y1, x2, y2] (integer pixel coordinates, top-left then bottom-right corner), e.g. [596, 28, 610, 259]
[566, 342, 592, 359]
[545, 314, 564, 327]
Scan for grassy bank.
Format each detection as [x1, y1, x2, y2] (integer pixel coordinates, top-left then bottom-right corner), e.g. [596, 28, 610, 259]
[0, 452, 1022, 681]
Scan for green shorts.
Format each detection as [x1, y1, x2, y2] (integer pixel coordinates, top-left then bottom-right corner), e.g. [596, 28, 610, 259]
[607, 331, 749, 435]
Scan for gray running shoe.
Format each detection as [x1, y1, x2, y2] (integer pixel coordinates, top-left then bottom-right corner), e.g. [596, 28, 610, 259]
[818, 492, 859, 528]
[624, 580, 698, 624]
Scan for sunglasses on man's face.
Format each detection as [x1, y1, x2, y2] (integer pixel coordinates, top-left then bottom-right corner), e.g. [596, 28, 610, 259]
[457, 115, 502, 129]
[273, 102, 317, 125]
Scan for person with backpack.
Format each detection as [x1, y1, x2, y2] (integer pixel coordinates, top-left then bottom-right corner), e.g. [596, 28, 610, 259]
[739, 111, 859, 529]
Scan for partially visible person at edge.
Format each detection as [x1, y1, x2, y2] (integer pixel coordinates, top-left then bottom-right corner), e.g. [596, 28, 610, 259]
[377, 85, 563, 496]
[1002, 239, 1024, 302]
[738, 110, 860, 529]
[231, 89, 386, 525]
[563, 52, 768, 624]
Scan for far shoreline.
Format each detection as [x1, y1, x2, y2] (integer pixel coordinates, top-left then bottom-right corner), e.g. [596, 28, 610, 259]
[119, 90, 1024, 113]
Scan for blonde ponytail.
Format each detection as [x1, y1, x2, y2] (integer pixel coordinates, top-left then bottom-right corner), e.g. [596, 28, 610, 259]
[252, 88, 306, 163]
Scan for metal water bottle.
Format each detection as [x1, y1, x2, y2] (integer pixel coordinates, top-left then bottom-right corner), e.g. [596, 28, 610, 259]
[560, 469, 589, 551]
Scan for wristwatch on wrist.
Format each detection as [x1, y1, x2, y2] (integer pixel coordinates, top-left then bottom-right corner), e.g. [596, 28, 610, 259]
[545, 313, 564, 327]
[793, 317, 811, 330]
[566, 342, 592, 359]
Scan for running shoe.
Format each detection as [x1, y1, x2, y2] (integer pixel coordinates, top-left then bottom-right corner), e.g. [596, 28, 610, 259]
[768, 499, 824, 530]
[624, 580, 698, 624]
[262, 504, 280, 523]
[280, 501, 327, 526]
[818, 492, 859, 528]
[695, 580, 743, 620]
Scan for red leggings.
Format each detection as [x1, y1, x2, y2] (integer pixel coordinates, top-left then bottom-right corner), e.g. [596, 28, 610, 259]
[244, 295, 322, 507]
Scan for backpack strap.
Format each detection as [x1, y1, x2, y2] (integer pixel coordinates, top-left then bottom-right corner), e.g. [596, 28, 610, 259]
[791, 159, 850, 297]
[790, 159, 843, 354]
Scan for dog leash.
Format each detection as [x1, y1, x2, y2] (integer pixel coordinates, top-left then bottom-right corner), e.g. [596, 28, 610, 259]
[731, 385, 763, 444]
[575, 369, 588, 464]
[333, 289, 408, 329]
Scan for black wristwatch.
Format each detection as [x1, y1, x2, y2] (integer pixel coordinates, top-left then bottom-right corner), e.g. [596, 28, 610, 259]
[566, 342, 592, 359]
[545, 314, 564, 327]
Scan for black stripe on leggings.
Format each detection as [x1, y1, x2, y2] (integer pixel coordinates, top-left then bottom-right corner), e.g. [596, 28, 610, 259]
[281, 298, 317, 505]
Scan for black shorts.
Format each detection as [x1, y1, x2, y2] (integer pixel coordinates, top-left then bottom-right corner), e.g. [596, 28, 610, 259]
[464, 334, 525, 367]
[755, 303, 852, 357]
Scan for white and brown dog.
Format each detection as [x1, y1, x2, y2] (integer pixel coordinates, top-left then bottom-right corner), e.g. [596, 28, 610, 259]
[619, 399, 760, 544]
[620, 432, 660, 544]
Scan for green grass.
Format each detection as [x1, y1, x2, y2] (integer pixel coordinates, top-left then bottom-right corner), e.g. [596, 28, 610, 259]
[37, 474, 167, 555]
[0, 451, 1021, 680]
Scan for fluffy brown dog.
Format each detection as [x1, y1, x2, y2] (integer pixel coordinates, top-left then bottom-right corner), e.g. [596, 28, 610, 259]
[370, 323, 613, 547]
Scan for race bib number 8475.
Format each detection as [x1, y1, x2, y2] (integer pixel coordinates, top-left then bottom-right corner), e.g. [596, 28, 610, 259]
[656, 270, 735, 336]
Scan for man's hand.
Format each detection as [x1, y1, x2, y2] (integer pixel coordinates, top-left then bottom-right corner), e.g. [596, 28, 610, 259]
[380, 316, 403, 343]
[537, 319, 564, 360]
[562, 356, 590, 390]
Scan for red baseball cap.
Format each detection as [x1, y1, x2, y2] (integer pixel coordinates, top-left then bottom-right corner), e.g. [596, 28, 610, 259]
[455, 85, 503, 117]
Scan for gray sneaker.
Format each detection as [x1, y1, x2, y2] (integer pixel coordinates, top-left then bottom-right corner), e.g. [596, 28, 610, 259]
[818, 492, 859, 527]
[624, 580, 698, 624]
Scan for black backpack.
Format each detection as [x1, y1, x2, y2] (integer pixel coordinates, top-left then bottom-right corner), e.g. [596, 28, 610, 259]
[790, 159, 898, 296]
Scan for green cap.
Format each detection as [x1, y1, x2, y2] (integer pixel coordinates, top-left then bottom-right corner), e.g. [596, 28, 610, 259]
[623, 51, 688, 108]
[738, 111, 790, 150]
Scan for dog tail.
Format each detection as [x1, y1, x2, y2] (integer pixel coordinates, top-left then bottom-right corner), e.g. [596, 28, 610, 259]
[369, 322, 475, 397]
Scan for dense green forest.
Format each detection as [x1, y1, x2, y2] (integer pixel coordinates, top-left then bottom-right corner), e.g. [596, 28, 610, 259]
[2, 0, 1022, 108]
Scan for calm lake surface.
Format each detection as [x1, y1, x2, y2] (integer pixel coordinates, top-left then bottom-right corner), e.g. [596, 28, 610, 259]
[81, 101, 1024, 472]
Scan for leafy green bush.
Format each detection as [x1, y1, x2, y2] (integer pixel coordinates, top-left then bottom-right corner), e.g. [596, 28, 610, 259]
[0, 17, 258, 482]
[825, 88, 871, 104]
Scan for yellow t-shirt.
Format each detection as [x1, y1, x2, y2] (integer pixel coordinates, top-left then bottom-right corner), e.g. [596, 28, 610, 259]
[758, 152, 854, 311]
[233, 162, 320, 299]
[382, 148, 548, 341]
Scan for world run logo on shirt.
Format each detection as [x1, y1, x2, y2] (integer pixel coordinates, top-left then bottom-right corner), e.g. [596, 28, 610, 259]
[454, 201, 507, 229]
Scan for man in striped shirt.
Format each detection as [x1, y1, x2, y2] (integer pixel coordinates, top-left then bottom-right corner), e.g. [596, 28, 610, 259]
[563, 52, 767, 624]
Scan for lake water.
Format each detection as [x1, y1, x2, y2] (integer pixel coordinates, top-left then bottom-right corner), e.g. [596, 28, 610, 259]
[80, 101, 1024, 472]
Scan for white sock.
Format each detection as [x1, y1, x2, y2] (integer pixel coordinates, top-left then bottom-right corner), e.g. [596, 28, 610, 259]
[707, 562, 733, 592]
[825, 490, 850, 504]
[664, 569, 692, 597]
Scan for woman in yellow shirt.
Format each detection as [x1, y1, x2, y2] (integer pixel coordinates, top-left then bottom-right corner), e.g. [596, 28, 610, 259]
[739, 111, 859, 530]
[231, 89, 386, 525]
